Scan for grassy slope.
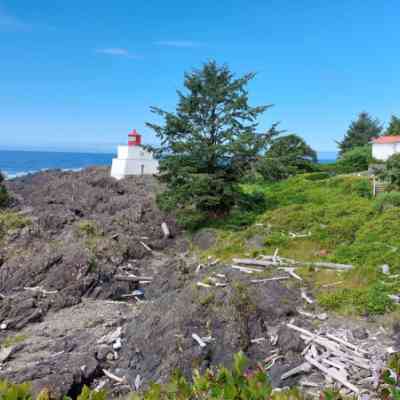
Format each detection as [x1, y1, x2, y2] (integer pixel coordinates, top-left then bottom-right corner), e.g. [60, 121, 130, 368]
[200, 174, 400, 316]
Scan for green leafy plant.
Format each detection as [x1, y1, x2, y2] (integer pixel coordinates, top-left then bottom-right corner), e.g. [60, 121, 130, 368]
[0, 381, 32, 400]
[76, 385, 107, 400]
[379, 153, 400, 189]
[374, 191, 400, 212]
[336, 146, 373, 174]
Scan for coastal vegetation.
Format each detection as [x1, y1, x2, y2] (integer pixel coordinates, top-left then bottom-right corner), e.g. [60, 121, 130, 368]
[1, 352, 399, 400]
[0, 172, 9, 208]
[197, 173, 400, 315]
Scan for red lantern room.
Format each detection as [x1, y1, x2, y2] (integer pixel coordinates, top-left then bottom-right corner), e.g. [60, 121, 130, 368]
[128, 129, 142, 146]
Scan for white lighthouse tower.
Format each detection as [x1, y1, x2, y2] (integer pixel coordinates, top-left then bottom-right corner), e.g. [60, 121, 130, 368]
[110, 129, 159, 179]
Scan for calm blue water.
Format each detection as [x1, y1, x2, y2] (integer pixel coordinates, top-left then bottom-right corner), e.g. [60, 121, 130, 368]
[0, 150, 115, 179]
[0, 150, 337, 179]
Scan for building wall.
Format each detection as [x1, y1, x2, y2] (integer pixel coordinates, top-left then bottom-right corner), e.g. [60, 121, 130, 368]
[117, 145, 154, 160]
[111, 145, 159, 179]
[372, 143, 400, 161]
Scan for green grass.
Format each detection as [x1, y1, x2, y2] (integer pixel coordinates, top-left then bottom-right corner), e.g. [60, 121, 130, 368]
[197, 174, 400, 315]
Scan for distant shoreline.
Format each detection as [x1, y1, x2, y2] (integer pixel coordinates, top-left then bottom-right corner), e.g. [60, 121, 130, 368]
[0, 149, 337, 179]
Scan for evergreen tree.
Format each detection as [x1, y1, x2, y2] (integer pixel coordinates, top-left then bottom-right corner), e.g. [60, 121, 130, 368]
[147, 61, 278, 227]
[0, 172, 9, 208]
[337, 112, 382, 155]
[385, 115, 400, 136]
[257, 134, 317, 181]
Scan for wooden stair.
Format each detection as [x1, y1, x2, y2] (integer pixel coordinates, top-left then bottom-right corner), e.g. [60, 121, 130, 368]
[373, 178, 388, 196]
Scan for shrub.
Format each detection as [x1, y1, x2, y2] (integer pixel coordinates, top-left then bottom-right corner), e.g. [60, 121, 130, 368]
[303, 172, 331, 181]
[132, 352, 274, 400]
[379, 153, 400, 189]
[374, 191, 400, 212]
[76, 220, 101, 237]
[0, 212, 31, 239]
[336, 146, 372, 173]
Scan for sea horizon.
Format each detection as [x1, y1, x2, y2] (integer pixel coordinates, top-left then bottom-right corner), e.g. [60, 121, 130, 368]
[0, 148, 338, 179]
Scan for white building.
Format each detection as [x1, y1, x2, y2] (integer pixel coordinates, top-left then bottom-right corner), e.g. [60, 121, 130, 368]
[111, 129, 159, 179]
[372, 136, 400, 161]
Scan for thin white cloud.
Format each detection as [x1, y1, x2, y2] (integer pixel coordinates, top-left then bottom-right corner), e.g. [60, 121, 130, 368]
[0, 5, 30, 31]
[155, 40, 202, 48]
[95, 48, 142, 59]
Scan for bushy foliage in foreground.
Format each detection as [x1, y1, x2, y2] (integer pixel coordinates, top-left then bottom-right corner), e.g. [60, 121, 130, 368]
[2, 352, 400, 400]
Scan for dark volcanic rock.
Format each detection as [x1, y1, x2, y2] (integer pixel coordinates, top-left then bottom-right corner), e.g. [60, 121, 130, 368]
[192, 228, 217, 250]
[1, 168, 178, 324]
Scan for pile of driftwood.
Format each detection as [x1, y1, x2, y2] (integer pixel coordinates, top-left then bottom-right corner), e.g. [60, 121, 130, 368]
[195, 251, 351, 298]
[232, 252, 353, 271]
[282, 323, 386, 396]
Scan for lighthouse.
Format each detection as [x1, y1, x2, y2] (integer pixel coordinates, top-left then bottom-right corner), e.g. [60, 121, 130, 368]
[110, 129, 159, 179]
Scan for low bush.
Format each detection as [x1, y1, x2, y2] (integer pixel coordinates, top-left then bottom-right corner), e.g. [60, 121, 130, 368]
[303, 172, 331, 181]
[0, 212, 31, 239]
[336, 146, 372, 174]
[379, 153, 400, 189]
[374, 191, 400, 212]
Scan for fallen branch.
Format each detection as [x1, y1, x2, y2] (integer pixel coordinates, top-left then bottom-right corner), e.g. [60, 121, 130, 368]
[301, 289, 314, 304]
[103, 369, 127, 384]
[232, 258, 278, 267]
[250, 276, 289, 283]
[281, 362, 312, 380]
[197, 282, 212, 288]
[161, 222, 170, 238]
[192, 333, 207, 348]
[139, 241, 152, 252]
[231, 265, 263, 274]
[280, 267, 303, 281]
[305, 355, 359, 394]
[24, 286, 58, 295]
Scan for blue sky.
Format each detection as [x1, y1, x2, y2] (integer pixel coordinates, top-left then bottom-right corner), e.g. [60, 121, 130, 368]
[0, 0, 399, 153]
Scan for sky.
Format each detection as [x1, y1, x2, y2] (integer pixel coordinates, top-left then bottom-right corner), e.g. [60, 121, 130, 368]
[0, 0, 399, 154]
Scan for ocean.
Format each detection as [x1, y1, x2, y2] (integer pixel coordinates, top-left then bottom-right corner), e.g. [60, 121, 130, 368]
[0, 149, 337, 179]
[0, 150, 115, 179]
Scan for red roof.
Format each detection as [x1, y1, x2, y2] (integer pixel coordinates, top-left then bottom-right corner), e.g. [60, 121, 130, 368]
[372, 135, 400, 144]
[128, 129, 140, 137]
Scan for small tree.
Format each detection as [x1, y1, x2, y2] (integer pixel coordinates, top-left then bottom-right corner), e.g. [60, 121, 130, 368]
[147, 61, 277, 227]
[257, 134, 317, 181]
[385, 115, 400, 136]
[336, 146, 373, 173]
[337, 112, 382, 155]
[0, 172, 8, 208]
